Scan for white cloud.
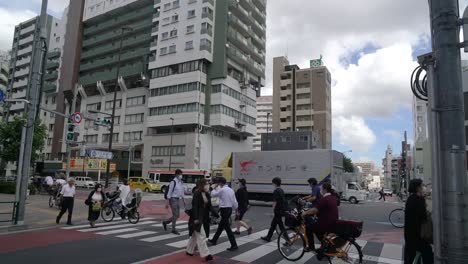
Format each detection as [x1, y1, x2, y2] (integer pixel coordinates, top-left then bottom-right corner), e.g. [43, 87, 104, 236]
[333, 116, 376, 152]
[0, 8, 37, 50]
[32, 0, 69, 14]
[384, 130, 402, 141]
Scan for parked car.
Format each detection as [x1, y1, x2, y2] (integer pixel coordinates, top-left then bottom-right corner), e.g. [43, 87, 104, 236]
[74, 177, 96, 189]
[383, 189, 393, 196]
[128, 177, 161, 193]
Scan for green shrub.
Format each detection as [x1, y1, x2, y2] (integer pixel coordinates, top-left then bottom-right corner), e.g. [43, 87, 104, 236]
[28, 183, 37, 195]
[0, 182, 16, 194]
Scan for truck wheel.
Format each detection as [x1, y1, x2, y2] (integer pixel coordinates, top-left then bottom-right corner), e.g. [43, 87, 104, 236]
[349, 197, 358, 204]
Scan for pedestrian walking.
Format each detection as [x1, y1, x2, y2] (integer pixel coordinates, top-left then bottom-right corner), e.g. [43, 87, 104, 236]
[379, 187, 386, 201]
[186, 179, 214, 262]
[404, 179, 433, 264]
[208, 177, 238, 251]
[261, 177, 287, 242]
[234, 179, 252, 235]
[56, 178, 76, 225]
[85, 183, 106, 228]
[163, 169, 185, 235]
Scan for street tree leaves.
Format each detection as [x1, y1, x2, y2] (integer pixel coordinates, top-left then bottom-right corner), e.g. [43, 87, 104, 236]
[343, 156, 355, 173]
[0, 116, 47, 164]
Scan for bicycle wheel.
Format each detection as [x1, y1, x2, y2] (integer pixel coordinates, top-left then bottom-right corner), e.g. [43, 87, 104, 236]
[128, 210, 140, 224]
[277, 228, 306, 261]
[341, 239, 363, 264]
[48, 196, 54, 208]
[101, 206, 115, 222]
[389, 208, 405, 228]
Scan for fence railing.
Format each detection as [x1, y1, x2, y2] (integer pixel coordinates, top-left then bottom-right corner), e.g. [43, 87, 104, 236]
[0, 201, 19, 224]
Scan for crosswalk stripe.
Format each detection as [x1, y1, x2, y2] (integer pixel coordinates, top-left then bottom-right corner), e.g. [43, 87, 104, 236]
[209, 229, 269, 255]
[140, 226, 218, 243]
[275, 251, 315, 264]
[96, 228, 139, 235]
[77, 221, 156, 232]
[61, 217, 154, 230]
[380, 243, 403, 260]
[116, 231, 158, 239]
[232, 239, 277, 262]
[166, 227, 247, 248]
[150, 220, 188, 228]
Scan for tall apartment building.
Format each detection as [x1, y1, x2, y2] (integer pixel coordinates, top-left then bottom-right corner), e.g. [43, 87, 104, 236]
[6, 15, 58, 121]
[272, 56, 332, 149]
[382, 145, 393, 189]
[144, 0, 266, 173]
[253, 95, 272, 151]
[0, 51, 10, 121]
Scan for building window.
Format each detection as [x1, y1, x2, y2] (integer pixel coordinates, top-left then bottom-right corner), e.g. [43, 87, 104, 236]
[299, 135, 309, 142]
[56, 37, 60, 43]
[417, 106, 422, 112]
[124, 131, 143, 142]
[49, 124, 54, 131]
[86, 102, 101, 111]
[210, 105, 256, 125]
[163, 3, 171, 11]
[161, 32, 169, 39]
[125, 113, 144, 124]
[172, 0, 180, 9]
[105, 99, 122, 110]
[127, 96, 145, 107]
[47, 138, 52, 146]
[152, 145, 185, 156]
[187, 25, 195, 34]
[170, 29, 177, 38]
[201, 22, 212, 36]
[150, 82, 205, 97]
[160, 47, 167, 55]
[202, 6, 213, 20]
[113, 116, 120, 125]
[84, 135, 98, 143]
[162, 17, 170, 25]
[188, 10, 196, 18]
[52, 96, 56, 103]
[102, 133, 119, 143]
[149, 103, 203, 116]
[417, 116, 423, 122]
[200, 38, 211, 52]
[185, 41, 194, 50]
[152, 60, 207, 78]
[168, 45, 176, 54]
[172, 14, 179, 23]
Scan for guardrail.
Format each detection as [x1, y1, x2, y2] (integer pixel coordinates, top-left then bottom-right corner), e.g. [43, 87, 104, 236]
[0, 201, 19, 224]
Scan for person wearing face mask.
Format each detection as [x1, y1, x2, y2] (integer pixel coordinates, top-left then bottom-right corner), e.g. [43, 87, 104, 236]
[85, 183, 106, 228]
[404, 179, 433, 264]
[56, 178, 76, 225]
[163, 169, 185, 235]
[186, 179, 214, 262]
[301, 182, 338, 252]
[261, 177, 288, 242]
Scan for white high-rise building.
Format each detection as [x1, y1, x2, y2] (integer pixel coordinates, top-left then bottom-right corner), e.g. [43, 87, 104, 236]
[253, 95, 272, 151]
[382, 145, 393, 189]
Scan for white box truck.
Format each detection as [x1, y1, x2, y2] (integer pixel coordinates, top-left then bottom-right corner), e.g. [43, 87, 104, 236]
[332, 173, 368, 204]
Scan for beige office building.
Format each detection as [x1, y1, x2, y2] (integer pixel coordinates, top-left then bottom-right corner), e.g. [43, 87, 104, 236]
[272, 56, 332, 149]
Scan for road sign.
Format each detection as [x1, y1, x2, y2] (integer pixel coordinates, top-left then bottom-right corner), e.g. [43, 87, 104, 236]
[73, 112, 82, 124]
[87, 149, 113, 160]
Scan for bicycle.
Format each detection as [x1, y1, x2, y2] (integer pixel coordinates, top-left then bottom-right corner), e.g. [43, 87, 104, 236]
[277, 197, 364, 263]
[389, 207, 405, 228]
[101, 189, 142, 224]
[48, 185, 62, 209]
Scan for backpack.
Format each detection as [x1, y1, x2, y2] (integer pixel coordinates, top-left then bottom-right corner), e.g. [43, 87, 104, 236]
[164, 180, 177, 200]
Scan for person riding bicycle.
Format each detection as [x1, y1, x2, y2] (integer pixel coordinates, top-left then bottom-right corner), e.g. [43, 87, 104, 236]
[301, 182, 339, 252]
[117, 179, 131, 219]
[304, 178, 321, 208]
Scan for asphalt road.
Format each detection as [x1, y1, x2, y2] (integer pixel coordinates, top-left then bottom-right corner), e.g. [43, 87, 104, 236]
[0, 192, 405, 264]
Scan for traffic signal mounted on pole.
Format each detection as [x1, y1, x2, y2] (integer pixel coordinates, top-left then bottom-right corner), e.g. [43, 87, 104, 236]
[66, 123, 76, 142]
[94, 117, 112, 128]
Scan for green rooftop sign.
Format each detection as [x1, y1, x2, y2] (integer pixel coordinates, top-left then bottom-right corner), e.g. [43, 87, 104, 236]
[310, 55, 323, 68]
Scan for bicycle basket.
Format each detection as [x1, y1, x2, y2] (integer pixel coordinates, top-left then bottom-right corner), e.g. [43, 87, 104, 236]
[333, 220, 363, 238]
[284, 210, 300, 228]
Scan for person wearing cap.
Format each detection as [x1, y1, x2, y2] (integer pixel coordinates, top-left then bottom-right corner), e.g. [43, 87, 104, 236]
[56, 178, 76, 225]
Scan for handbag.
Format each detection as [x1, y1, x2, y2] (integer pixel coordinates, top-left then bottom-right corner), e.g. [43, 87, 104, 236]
[92, 202, 102, 212]
[420, 211, 433, 243]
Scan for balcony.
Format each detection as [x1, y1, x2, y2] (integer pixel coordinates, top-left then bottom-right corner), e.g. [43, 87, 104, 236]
[81, 34, 151, 60]
[296, 88, 310, 94]
[229, 14, 250, 36]
[280, 99, 291, 108]
[296, 98, 311, 105]
[296, 109, 312, 116]
[79, 61, 145, 86]
[14, 67, 29, 78]
[13, 79, 28, 89]
[202, 0, 214, 5]
[153, 12, 160, 21]
[201, 12, 214, 21]
[10, 102, 25, 111]
[43, 82, 57, 93]
[20, 24, 35, 35]
[80, 47, 149, 72]
[19, 35, 34, 46]
[296, 120, 313, 128]
[227, 47, 249, 66]
[200, 27, 213, 37]
[46, 61, 60, 70]
[12, 89, 26, 99]
[229, 0, 250, 22]
[154, 0, 161, 5]
[44, 72, 58, 81]
[227, 29, 251, 54]
[17, 46, 33, 56]
[47, 50, 61, 59]
[280, 89, 290, 97]
[250, 31, 266, 48]
[280, 122, 292, 130]
[16, 56, 31, 67]
[280, 111, 290, 119]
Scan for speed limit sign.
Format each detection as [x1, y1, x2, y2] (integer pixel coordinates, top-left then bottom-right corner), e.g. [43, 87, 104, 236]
[73, 112, 82, 124]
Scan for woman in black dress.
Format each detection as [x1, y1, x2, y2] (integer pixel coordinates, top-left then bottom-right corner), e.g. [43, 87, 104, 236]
[86, 183, 105, 228]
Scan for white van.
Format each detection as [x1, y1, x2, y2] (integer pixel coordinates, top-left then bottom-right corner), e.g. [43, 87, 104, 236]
[74, 177, 95, 189]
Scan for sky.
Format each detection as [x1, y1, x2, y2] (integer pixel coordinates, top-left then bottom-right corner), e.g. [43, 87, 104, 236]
[1, 0, 468, 168]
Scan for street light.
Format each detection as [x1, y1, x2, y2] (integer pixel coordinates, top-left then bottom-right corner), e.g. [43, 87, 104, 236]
[264, 112, 271, 150]
[105, 26, 133, 188]
[168, 117, 174, 171]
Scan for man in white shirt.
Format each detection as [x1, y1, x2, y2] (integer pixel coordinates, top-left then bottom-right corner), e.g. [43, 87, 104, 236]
[209, 177, 238, 251]
[118, 179, 131, 219]
[56, 178, 76, 225]
[163, 169, 185, 235]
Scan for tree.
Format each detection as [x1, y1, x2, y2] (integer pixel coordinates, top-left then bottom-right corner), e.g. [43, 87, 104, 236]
[0, 116, 47, 174]
[343, 156, 354, 173]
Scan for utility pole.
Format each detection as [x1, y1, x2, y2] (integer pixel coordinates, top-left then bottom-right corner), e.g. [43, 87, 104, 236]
[65, 84, 78, 180]
[427, 0, 468, 262]
[15, 0, 48, 225]
[168, 117, 174, 171]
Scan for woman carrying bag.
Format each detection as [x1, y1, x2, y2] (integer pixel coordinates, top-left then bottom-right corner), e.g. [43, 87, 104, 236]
[186, 179, 213, 262]
[85, 183, 106, 228]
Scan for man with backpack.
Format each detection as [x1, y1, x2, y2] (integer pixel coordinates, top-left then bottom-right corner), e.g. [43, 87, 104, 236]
[163, 169, 185, 235]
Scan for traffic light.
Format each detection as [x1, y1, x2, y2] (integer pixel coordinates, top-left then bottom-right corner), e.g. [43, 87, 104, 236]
[66, 123, 75, 142]
[101, 119, 111, 127]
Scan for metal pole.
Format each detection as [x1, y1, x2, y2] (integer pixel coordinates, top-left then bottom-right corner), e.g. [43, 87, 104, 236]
[65, 85, 78, 180]
[168, 118, 174, 170]
[127, 132, 132, 180]
[105, 28, 127, 188]
[428, 0, 468, 262]
[16, 0, 48, 225]
[265, 112, 270, 150]
[210, 128, 214, 171]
